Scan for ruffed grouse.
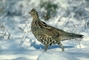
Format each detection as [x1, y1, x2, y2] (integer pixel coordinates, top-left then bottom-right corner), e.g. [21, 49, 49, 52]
[29, 9, 83, 51]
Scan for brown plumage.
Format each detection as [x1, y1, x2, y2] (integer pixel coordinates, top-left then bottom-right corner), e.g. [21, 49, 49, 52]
[29, 9, 83, 51]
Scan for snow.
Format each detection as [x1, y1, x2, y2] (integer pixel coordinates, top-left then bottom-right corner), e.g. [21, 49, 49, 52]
[0, 0, 89, 60]
[37, 52, 76, 60]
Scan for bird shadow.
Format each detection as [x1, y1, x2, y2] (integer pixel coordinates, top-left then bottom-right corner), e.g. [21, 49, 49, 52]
[31, 41, 74, 50]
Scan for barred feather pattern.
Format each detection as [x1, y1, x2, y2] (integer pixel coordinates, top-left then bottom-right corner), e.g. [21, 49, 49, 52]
[31, 19, 57, 46]
[30, 8, 83, 51]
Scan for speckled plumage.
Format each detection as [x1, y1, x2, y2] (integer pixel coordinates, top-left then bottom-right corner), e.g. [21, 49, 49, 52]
[29, 9, 83, 51]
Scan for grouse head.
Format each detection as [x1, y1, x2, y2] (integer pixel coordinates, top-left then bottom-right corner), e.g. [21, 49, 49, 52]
[29, 9, 39, 19]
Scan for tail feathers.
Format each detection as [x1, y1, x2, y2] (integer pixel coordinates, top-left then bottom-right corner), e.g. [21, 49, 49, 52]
[67, 33, 83, 38]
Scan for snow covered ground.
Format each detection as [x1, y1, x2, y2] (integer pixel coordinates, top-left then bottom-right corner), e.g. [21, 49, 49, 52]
[0, 0, 89, 60]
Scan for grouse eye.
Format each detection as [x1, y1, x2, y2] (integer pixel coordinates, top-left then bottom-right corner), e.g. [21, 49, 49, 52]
[29, 11, 34, 14]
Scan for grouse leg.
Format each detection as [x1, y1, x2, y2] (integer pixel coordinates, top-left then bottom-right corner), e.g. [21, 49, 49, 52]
[44, 45, 49, 51]
[58, 42, 64, 51]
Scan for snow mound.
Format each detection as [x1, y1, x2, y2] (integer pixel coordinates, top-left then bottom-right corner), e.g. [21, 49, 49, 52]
[37, 52, 76, 60]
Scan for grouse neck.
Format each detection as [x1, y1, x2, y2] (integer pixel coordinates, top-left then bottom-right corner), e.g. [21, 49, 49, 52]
[32, 16, 40, 21]
[32, 12, 39, 20]
[33, 18, 40, 21]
